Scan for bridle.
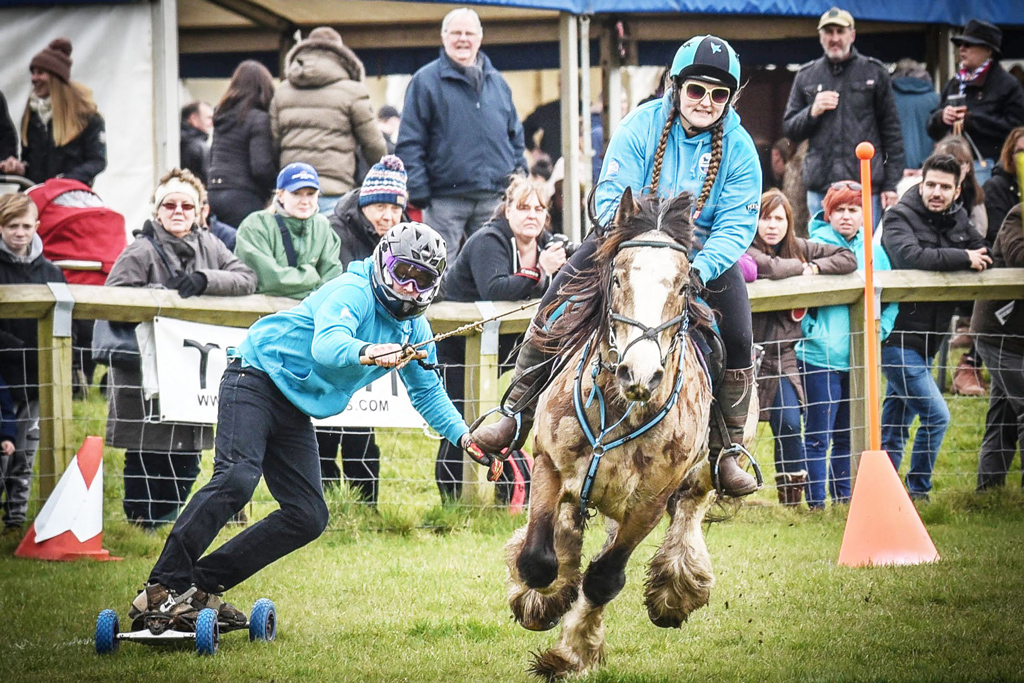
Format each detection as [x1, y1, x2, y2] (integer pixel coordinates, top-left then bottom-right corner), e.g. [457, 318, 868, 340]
[574, 236, 700, 516]
[599, 239, 692, 373]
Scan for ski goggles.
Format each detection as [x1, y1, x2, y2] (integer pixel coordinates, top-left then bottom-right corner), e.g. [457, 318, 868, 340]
[384, 253, 439, 293]
[681, 80, 732, 105]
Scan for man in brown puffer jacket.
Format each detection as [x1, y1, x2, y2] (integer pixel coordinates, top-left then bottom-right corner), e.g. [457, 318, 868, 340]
[271, 27, 387, 214]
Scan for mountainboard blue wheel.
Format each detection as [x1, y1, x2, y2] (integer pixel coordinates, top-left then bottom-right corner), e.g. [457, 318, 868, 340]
[95, 609, 119, 654]
[195, 608, 219, 655]
[249, 598, 277, 642]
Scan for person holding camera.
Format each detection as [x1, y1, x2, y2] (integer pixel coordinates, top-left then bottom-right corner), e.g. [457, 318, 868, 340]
[434, 176, 565, 502]
[471, 35, 764, 497]
[927, 20, 1024, 186]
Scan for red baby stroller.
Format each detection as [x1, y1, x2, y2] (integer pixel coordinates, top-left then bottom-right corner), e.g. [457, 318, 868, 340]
[28, 178, 127, 394]
[28, 178, 126, 285]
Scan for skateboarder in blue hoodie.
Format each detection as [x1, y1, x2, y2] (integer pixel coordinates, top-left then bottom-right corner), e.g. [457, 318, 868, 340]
[128, 222, 493, 633]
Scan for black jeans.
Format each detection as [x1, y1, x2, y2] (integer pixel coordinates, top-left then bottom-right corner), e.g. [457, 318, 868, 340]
[123, 450, 200, 528]
[316, 428, 381, 502]
[149, 361, 329, 593]
[538, 234, 753, 369]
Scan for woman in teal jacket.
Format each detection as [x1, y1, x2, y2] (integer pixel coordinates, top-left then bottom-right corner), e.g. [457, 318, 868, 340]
[472, 35, 763, 497]
[796, 182, 898, 509]
[127, 222, 494, 634]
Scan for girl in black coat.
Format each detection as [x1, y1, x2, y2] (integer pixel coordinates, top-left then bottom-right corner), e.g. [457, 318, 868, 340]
[207, 61, 277, 228]
[434, 176, 567, 501]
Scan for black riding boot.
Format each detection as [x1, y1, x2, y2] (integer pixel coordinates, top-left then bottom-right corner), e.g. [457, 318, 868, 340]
[709, 365, 759, 497]
[470, 336, 552, 454]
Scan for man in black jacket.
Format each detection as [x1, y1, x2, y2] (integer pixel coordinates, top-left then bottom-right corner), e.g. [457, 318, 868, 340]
[783, 7, 904, 223]
[927, 20, 1024, 186]
[179, 101, 212, 185]
[879, 154, 990, 500]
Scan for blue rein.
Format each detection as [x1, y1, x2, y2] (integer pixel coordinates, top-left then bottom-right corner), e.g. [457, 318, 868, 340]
[573, 314, 690, 516]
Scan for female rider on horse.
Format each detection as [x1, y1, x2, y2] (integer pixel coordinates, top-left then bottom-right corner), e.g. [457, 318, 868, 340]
[472, 35, 763, 497]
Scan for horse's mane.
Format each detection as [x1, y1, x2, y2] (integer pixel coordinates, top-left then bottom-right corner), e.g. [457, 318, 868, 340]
[535, 188, 712, 361]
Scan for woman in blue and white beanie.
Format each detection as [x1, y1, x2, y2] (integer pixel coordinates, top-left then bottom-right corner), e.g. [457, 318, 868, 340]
[323, 153, 410, 500]
[330, 154, 410, 269]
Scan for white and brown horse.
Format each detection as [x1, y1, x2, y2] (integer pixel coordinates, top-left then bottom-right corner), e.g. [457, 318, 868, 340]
[506, 189, 732, 680]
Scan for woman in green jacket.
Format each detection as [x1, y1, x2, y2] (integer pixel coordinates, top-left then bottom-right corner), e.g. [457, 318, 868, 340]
[234, 162, 343, 299]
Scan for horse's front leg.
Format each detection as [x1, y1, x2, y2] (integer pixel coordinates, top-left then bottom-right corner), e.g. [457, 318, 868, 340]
[531, 495, 668, 681]
[646, 460, 717, 628]
[508, 451, 584, 632]
[516, 451, 563, 589]
[582, 493, 670, 606]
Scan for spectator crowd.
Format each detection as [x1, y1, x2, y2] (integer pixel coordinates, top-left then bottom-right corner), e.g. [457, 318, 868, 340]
[2, 7, 1024, 534]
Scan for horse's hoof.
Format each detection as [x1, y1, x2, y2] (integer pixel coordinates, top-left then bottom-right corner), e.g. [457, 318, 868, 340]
[649, 611, 686, 629]
[518, 615, 561, 632]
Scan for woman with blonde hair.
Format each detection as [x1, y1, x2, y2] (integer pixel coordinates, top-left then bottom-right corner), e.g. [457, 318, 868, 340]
[0, 38, 106, 186]
[934, 135, 990, 397]
[434, 175, 567, 501]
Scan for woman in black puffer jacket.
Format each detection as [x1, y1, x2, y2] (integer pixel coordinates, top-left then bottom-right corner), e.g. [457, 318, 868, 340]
[207, 61, 277, 228]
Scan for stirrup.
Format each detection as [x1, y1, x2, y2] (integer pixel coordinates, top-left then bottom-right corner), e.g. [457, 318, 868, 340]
[711, 443, 764, 497]
[468, 406, 521, 461]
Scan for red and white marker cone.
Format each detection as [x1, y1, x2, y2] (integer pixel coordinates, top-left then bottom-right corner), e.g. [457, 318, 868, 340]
[15, 436, 120, 561]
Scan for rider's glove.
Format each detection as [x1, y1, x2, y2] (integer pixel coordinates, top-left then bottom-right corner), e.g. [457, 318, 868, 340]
[461, 434, 503, 482]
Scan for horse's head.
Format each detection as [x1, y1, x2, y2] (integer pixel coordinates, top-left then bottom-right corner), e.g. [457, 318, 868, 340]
[605, 188, 694, 404]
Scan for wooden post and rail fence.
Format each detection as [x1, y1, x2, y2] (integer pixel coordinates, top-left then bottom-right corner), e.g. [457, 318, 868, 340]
[2, 268, 1023, 505]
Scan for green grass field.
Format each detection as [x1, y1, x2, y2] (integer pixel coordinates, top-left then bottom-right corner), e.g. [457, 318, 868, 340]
[1, 373, 1022, 682]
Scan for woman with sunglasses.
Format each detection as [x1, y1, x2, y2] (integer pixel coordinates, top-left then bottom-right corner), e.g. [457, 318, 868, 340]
[103, 168, 257, 529]
[127, 221, 496, 633]
[795, 181, 898, 509]
[472, 35, 764, 497]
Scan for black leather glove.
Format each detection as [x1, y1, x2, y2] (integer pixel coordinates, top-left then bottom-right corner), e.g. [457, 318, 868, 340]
[169, 271, 208, 298]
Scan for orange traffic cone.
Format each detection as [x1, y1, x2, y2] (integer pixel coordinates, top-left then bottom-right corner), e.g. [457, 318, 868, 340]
[837, 450, 939, 567]
[15, 436, 120, 561]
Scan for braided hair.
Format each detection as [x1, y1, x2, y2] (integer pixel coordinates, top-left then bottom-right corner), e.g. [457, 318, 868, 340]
[694, 124, 724, 218]
[650, 82, 727, 219]
[649, 106, 678, 196]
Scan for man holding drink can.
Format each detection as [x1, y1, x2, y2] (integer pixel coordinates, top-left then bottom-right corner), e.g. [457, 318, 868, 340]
[928, 19, 1024, 185]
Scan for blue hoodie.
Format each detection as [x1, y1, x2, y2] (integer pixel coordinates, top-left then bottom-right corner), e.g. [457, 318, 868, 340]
[595, 92, 762, 285]
[796, 211, 899, 371]
[236, 258, 469, 446]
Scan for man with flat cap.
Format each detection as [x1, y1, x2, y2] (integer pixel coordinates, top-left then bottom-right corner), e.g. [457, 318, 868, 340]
[928, 19, 1024, 184]
[784, 7, 904, 222]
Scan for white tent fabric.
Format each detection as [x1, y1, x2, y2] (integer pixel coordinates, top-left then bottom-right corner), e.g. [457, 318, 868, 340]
[0, 3, 155, 235]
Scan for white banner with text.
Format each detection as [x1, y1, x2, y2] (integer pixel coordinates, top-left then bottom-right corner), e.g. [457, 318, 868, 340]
[151, 317, 428, 429]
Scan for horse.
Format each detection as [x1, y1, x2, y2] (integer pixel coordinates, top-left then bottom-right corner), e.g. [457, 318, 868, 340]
[505, 188, 741, 680]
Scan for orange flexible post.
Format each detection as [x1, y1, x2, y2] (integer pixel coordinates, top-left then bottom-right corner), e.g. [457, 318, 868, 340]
[855, 142, 881, 450]
[837, 142, 938, 567]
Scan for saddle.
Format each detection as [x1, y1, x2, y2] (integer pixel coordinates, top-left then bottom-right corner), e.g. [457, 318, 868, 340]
[688, 321, 764, 396]
[689, 325, 724, 393]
